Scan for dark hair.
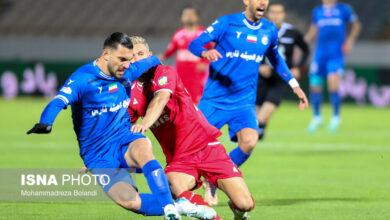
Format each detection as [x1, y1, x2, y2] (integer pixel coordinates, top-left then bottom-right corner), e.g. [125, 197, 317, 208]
[182, 5, 199, 16]
[268, 1, 285, 9]
[103, 32, 133, 50]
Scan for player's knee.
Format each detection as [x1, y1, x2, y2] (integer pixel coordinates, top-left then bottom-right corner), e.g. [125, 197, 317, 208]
[233, 195, 254, 212]
[132, 139, 154, 161]
[239, 136, 257, 152]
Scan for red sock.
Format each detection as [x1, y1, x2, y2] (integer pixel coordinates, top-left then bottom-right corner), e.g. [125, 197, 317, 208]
[178, 191, 222, 220]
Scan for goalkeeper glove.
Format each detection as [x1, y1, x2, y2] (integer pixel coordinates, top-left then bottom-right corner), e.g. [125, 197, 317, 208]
[27, 123, 52, 134]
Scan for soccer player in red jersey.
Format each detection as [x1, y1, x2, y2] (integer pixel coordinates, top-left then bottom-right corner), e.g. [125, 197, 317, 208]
[130, 36, 254, 219]
[158, 6, 213, 105]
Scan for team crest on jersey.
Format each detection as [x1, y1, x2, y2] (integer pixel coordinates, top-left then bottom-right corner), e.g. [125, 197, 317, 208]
[122, 79, 131, 87]
[60, 87, 72, 94]
[158, 76, 168, 86]
[261, 35, 269, 45]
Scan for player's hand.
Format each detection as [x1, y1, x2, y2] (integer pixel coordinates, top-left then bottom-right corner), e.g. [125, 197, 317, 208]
[26, 123, 52, 134]
[290, 67, 301, 79]
[293, 87, 309, 111]
[201, 49, 223, 62]
[342, 39, 354, 55]
[259, 64, 272, 78]
[131, 124, 148, 134]
[78, 166, 89, 174]
[157, 54, 165, 62]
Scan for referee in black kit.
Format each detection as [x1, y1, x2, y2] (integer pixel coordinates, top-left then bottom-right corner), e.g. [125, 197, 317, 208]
[256, 2, 310, 140]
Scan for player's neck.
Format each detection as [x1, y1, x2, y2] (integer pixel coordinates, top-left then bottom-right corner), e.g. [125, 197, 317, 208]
[95, 58, 111, 77]
[184, 25, 198, 31]
[244, 11, 261, 24]
[323, 2, 336, 8]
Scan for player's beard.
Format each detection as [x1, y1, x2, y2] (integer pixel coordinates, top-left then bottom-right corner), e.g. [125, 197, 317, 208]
[107, 62, 123, 79]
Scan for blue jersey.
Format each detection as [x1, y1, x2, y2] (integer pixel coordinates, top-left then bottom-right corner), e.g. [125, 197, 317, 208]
[312, 3, 357, 57]
[189, 13, 293, 109]
[39, 57, 159, 166]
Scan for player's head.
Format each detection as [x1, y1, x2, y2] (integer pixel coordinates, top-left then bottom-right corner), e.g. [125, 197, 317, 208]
[322, 0, 337, 5]
[181, 5, 199, 28]
[267, 2, 286, 27]
[130, 36, 153, 62]
[101, 32, 134, 79]
[243, 0, 269, 22]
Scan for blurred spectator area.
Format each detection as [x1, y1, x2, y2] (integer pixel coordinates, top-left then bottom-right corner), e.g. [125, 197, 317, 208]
[0, 0, 389, 40]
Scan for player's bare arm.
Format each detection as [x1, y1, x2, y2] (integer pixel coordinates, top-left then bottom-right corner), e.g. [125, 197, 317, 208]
[343, 20, 362, 54]
[131, 90, 171, 134]
[305, 24, 318, 43]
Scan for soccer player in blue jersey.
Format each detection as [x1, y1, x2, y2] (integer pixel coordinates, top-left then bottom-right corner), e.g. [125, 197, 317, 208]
[189, 0, 309, 207]
[305, 0, 361, 132]
[27, 32, 212, 220]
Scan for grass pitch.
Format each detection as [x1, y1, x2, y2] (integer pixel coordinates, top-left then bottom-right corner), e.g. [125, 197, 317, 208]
[0, 98, 389, 219]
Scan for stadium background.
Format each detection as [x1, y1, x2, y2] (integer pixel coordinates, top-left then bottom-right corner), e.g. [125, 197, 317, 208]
[0, 0, 389, 219]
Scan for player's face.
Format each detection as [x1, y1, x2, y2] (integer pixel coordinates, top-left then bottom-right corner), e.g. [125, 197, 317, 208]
[132, 43, 152, 63]
[267, 4, 286, 27]
[322, 0, 337, 5]
[181, 8, 199, 27]
[105, 44, 134, 79]
[244, 0, 269, 22]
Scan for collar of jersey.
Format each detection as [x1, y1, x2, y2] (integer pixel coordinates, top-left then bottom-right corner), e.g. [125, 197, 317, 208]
[93, 60, 115, 80]
[242, 12, 262, 30]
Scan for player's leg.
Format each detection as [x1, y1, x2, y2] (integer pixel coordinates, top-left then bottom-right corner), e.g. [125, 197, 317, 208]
[122, 137, 178, 218]
[255, 76, 268, 140]
[165, 165, 217, 219]
[308, 59, 325, 133]
[218, 177, 254, 212]
[229, 107, 260, 167]
[326, 58, 344, 132]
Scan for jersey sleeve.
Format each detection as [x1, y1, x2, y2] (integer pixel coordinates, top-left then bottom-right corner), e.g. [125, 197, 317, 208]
[188, 16, 228, 57]
[265, 25, 295, 84]
[39, 75, 83, 125]
[125, 56, 160, 83]
[163, 34, 178, 58]
[151, 67, 177, 95]
[342, 4, 358, 22]
[311, 7, 319, 24]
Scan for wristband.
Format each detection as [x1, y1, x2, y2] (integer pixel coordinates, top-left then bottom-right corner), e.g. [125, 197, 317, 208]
[288, 78, 300, 88]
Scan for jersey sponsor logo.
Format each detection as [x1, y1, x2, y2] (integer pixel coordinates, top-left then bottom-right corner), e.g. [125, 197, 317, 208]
[91, 98, 130, 116]
[246, 34, 257, 43]
[236, 31, 242, 39]
[60, 87, 72, 94]
[226, 50, 263, 63]
[158, 76, 168, 86]
[261, 35, 269, 45]
[150, 110, 170, 129]
[108, 83, 118, 93]
[317, 18, 342, 27]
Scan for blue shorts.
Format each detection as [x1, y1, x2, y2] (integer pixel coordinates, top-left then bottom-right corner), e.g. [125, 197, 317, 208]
[199, 100, 261, 142]
[86, 132, 145, 193]
[309, 54, 344, 86]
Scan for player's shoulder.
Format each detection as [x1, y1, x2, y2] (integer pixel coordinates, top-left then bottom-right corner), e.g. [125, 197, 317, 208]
[173, 27, 186, 38]
[262, 18, 278, 33]
[67, 61, 96, 83]
[313, 5, 323, 13]
[155, 65, 176, 77]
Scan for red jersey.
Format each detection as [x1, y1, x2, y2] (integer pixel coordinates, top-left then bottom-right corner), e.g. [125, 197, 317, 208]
[163, 26, 213, 104]
[128, 65, 221, 163]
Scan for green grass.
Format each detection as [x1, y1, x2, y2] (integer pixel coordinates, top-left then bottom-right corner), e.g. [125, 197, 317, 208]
[0, 98, 390, 219]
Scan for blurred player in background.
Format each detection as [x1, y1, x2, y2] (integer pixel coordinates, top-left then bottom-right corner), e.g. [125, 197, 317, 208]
[27, 32, 207, 220]
[256, 2, 310, 140]
[189, 0, 309, 205]
[129, 36, 255, 220]
[158, 6, 213, 105]
[305, 0, 361, 132]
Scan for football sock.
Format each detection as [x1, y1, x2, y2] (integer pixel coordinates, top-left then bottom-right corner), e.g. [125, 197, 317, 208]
[330, 92, 341, 117]
[138, 193, 164, 216]
[310, 91, 322, 117]
[229, 146, 251, 167]
[258, 123, 267, 140]
[142, 160, 175, 208]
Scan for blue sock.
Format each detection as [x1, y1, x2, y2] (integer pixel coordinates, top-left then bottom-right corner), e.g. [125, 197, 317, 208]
[310, 91, 322, 117]
[142, 160, 174, 208]
[330, 92, 341, 117]
[137, 193, 164, 216]
[229, 146, 251, 167]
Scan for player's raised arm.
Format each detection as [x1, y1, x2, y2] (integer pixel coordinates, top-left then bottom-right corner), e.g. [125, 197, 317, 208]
[125, 55, 160, 82]
[266, 26, 309, 111]
[342, 4, 361, 55]
[188, 17, 227, 62]
[27, 76, 81, 134]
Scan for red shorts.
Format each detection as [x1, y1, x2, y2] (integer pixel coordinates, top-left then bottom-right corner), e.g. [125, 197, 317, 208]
[165, 141, 242, 189]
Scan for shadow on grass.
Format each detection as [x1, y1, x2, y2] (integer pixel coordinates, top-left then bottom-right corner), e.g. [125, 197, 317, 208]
[258, 197, 367, 206]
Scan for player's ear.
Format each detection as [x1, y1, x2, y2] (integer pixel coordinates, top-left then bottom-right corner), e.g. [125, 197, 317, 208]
[243, 0, 249, 7]
[102, 49, 110, 61]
